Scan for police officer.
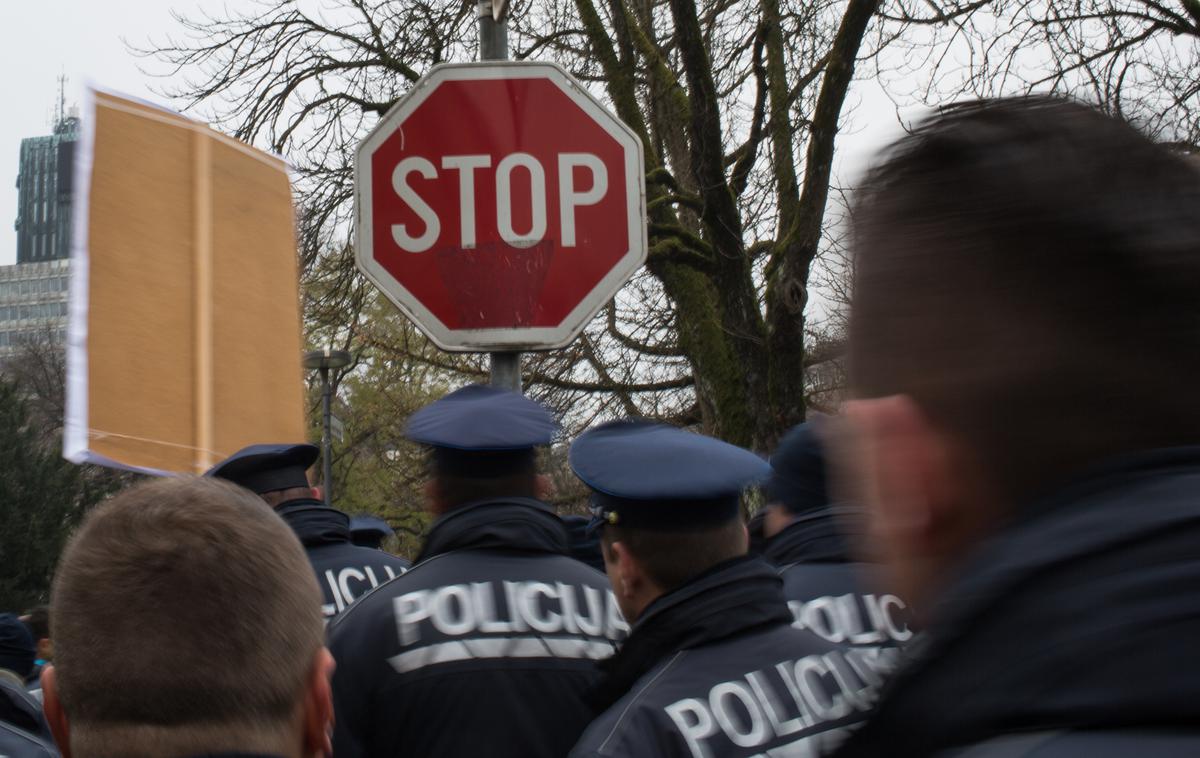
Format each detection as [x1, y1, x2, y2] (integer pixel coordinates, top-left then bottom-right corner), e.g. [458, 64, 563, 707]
[206, 444, 410, 619]
[349, 513, 393, 549]
[0, 615, 55, 757]
[762, 423, 911, 661]
[569, 421, 878, 758]
[327, 385, 627, 758]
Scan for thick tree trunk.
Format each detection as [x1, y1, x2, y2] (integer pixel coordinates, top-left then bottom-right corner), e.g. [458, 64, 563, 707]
[764, 0, 880, 446]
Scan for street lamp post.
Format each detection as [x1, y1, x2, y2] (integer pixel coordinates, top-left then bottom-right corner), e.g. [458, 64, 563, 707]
[303, 349, 352, 505]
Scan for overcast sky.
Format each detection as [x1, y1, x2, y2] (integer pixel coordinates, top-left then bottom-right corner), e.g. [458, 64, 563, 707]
[0, 1, 907, 267]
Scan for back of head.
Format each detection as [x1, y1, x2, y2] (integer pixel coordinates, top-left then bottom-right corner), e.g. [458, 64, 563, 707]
[406, 385, 558, 512]
[766, 422, 829, 515]
[50, 477, 323, 756]
[571, 421, 770, 616]
[851, 97, 1200, 504]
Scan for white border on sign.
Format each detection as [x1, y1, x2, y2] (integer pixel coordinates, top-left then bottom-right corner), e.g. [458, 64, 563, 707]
[354, 61, 648, 352]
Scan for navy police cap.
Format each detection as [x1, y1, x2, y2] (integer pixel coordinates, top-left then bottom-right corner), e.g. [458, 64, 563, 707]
[406, 385, 557, 477]
[350, 514, 394, 539]
[204, 443, 319, 495]
[569, 420, 771, 530]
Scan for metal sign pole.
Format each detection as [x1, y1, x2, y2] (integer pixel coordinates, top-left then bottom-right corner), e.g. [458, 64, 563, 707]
[478, 0, 522, 393]
[320, 365, 334, 505]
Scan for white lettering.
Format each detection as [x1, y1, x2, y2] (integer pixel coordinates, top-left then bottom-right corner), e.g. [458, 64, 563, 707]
[794, 656, 849, 722]
[521, 582, 563, 633]
[337, 567, 367, 607]
[391, 157, 440, 252]
[324, 569, 348, 613]
[441, 154, 491, 248]
[557, 153, 607, 247]
[475, 581, 514, 634]
[495, 153, 546, 247]
[746, 670, 807, 737]
[710, 681, 768, 748]
[395, 590, 432, 645]
[431, 585, 475, 636]
[665, 698, 717, 758]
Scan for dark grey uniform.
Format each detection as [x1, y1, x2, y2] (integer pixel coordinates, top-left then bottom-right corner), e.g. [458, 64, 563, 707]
[276, 498, 410, 619]
[571, 558, 875, 758]
[763, 514, 911, 673]
[329, 498, 626, 758]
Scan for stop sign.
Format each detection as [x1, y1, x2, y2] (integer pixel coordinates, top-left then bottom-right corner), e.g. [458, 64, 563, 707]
[356, 62, 647, 351]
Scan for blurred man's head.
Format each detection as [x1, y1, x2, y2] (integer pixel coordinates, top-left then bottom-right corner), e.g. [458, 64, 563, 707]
[844, 97, 1200, 611]
[43, 477, 333, 758]
[570, 421, 770, 622]
[405, 385, 558, 516]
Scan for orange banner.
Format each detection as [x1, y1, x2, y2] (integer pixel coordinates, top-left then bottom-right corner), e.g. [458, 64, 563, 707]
[64, 89, 306, 474]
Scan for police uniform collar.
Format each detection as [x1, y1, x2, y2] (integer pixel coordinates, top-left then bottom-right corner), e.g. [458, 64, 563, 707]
[204, 443, 319, 495]
[415, 497, 567, 563]
[569, 420, 771, 531]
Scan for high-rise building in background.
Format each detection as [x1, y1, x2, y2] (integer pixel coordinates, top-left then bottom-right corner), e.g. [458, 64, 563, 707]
[5, 83, 78, 362]
[14, 97, 79, 264]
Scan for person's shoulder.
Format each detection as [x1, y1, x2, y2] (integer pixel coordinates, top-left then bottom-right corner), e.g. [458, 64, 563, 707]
[0, 719, 57, 758]
[342, 542, 411, 569]
[571, 651, 692, 758]
[937, 730, 1200, 758]
[327, 551, 454, 635]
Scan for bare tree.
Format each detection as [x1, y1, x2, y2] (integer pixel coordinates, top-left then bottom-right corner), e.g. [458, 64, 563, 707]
[140, 0, 988, 449]
[879, 0, 1200, 145]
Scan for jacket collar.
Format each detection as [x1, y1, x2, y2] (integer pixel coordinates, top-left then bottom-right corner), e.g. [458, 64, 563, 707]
[588, 556, 791, 712]
[415, 498, 569, 563]
[762, 507, 852, 565]
[274, 499, 351, 547]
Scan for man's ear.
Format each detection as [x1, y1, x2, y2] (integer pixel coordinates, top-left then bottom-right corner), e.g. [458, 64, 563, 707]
[423, 479, 443, 515]
[842, 395, 957, 554]
[534, 474, 554, 501]
[41, 665, 72, 758]
[302, 648, 336, 758]
[310, 487, 322, 501]
[604, 540, 653, 618]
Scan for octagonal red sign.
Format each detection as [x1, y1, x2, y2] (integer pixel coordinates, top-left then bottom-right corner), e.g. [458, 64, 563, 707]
[355, 62, 647, 351]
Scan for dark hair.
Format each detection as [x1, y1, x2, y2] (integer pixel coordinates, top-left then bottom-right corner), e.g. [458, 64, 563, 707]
[851, 96, 1200, 503]
[601, 520, 746, 592]
[430, 450, 539, 509]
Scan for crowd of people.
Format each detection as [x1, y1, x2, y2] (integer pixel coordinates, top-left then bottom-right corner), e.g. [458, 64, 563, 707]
[2, 95, 1199, 757]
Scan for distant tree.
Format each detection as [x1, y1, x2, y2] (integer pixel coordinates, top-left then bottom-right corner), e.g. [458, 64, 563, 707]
[0, 334, 135, 609]
[0, 378, 90, 609]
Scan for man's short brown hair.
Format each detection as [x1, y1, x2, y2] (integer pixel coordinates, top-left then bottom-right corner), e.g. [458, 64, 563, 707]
[601, 519, 747, 593]
[850, 97, 1200, 504]
[51, 477, 323, 746]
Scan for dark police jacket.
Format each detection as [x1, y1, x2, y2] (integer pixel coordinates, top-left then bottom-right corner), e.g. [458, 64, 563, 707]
[328, 498, 627, 758]
[0, 678, 56, 757]
[833, 448, 1200, 758]
[570, 557, 876, 758]
[276, 498, 410, 619]
[764, 513, 912, 665]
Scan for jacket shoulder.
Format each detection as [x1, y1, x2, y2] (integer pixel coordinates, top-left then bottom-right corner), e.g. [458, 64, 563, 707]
[939, 731, 1200, 758]
[571, 652, 689, 757]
